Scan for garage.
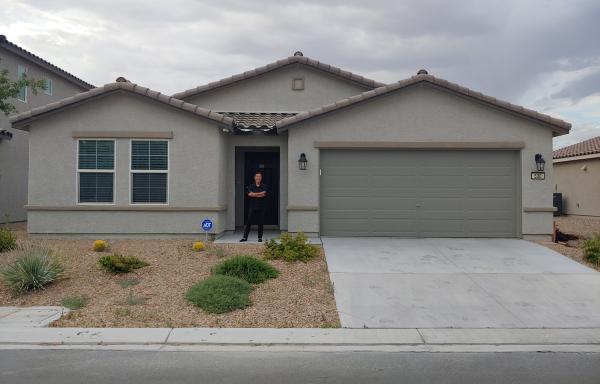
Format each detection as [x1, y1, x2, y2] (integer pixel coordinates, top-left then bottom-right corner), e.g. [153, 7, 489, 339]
[320, 150, 520, 237]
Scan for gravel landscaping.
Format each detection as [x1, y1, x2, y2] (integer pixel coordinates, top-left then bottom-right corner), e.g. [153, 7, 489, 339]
[0, 223, 339, 328]
[535, 216, 600, 272]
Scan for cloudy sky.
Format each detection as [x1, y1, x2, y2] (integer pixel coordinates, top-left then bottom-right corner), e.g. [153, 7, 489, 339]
[2, 0, 599, 148]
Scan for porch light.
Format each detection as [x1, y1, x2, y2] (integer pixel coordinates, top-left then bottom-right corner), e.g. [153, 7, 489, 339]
[298, 153, 308, 170]
[534, 154, 546, 172]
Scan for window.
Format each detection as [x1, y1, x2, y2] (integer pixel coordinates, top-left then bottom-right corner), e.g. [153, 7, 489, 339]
[17, 65, 27, 102]
[130, 140, 168, 204]
[77, 140, 115, 203]
[44, 78, 53, 95]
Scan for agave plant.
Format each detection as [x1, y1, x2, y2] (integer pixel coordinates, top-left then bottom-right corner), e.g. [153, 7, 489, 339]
[2, 244, 64, 293]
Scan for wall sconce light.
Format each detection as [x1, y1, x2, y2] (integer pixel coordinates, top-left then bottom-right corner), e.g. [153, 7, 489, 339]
[534, 154, 545, 172]
[298, 153, 308, 170]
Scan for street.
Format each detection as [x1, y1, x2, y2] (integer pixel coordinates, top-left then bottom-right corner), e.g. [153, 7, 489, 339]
[1, 350, 599, 383]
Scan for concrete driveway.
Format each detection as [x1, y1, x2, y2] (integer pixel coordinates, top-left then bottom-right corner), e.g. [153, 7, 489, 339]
[323, 238, 600, 328]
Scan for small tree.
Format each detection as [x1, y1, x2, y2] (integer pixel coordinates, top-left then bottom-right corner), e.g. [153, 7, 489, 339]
[0, 58, 46, 116]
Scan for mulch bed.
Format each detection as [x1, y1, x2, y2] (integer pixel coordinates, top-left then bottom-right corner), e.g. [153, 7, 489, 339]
[0, 223, 340, 328]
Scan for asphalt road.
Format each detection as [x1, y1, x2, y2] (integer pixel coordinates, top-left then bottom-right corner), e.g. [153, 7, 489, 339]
[1, 350, 600, 383]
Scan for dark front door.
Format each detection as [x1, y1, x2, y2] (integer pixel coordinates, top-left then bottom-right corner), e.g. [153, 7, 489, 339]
[243, 151, 279, 226]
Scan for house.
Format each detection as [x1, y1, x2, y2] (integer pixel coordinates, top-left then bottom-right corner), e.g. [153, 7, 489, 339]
[553, 136, 600, 217]
[10, 52, 570, 239]
[0, 35, 93, 222]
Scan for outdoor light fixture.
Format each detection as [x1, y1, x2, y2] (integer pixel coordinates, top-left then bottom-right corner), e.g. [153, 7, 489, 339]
[298, 153, 308, 170]
[534, 154, 546, 172]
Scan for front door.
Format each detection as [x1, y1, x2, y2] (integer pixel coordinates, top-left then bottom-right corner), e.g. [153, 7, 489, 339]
[241, 150, 279, 226]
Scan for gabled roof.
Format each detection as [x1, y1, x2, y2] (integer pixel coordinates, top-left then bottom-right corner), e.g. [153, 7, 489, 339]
[173, 53, 385, 100]
[10, 79, 234, 129]
[0, 35, 94, 90]
[553, 136, 600, 160]
[276, 71, 571, 135]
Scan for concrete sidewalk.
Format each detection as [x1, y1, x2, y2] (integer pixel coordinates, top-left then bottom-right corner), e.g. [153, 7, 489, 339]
[1, 327, 600, 352]
[0, 307, 69, 327]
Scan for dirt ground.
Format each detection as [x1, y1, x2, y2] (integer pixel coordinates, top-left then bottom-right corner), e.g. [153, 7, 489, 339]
[536, 215, 600, 272]
[0, 223, 340, 328]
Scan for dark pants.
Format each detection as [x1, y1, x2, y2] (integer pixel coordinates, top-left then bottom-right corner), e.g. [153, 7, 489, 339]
[243, 208, 266, 239]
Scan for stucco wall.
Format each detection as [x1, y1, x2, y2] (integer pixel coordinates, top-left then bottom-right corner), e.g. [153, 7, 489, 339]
[286, 83, 556, 237]
[554, 157, 600, 217]
[0, 46, 88, 222]
[26, 91, 228, 234]
[184, 64, 370, 112]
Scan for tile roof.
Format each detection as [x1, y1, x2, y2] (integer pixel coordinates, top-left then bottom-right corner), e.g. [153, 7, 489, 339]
[553, 136, 600, 159]
[173, 55, 385, 100]
[221, 112, 297, 130]
[10, 79, 234, 128]
[0, 35, 94, 90]
[276, 72, 571, 135]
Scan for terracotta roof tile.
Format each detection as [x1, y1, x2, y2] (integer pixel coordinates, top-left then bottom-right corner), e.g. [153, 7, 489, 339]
[220, 112, 297, 130]
[10, 81, 234, 128]
[276, 72, 571, 134]
[553, 136, 600, 159]
[172, 55, 384, 99]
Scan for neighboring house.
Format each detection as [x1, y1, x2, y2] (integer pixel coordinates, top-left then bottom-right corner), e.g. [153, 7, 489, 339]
[10, 52, 570, 239]
[553, 136, 600, 217]
[0, 35, 93, 222]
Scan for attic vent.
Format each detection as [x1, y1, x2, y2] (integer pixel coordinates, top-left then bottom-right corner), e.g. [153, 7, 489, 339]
[115, 77, 130, 83]
[293, 51, 304, 57]
[417, 69, 428, 75]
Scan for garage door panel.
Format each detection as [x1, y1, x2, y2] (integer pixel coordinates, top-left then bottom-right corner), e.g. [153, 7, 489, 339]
[320, 150, 518, 237]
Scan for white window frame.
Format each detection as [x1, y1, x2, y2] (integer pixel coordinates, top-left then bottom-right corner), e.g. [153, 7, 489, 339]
[76, 139, 116, 205]
[44, 78, 53, 96]
[129, 139, 170, 205]
[17, 65, 27, 102]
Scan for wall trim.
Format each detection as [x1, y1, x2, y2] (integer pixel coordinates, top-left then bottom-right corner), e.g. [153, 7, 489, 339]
[523, 207, 557, 212]
[26, 205, 226, 212]
[72, 131, 173, 139]
[287, 205, 318, 211]
[313, 141, 526, 149]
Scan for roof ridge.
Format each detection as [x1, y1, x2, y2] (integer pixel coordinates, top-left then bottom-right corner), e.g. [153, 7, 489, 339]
[0, 35, 94, 89]
[10, 81, 234, 128]
[276, 73, 571, 134]
[172, 55, 385, 99]
[553, 136, 600, 159]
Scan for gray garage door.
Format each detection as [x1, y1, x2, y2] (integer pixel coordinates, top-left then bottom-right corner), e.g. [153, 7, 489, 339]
[320, 150, 519, 237]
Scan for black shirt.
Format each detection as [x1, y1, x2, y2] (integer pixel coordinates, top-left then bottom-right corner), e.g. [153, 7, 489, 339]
[247, 183, 268, 210]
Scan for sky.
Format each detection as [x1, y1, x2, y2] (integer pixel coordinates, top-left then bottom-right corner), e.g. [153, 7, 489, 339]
[2, 0, 599, 149]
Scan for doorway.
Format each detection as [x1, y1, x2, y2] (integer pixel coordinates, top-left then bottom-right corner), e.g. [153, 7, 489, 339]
[235, 147, 280, 228]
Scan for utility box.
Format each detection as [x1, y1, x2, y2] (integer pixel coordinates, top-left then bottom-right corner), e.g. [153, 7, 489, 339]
[553, 193, 563, 216]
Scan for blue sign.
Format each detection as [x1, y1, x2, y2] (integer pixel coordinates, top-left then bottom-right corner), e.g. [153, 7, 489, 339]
[201, 219, 213, 232]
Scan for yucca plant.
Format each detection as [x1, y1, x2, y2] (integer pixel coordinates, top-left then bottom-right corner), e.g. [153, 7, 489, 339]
[2, 245, 64, 293]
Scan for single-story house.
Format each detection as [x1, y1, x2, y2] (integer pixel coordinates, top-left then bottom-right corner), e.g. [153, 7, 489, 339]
[0, 35, 93, 222]
[553, 136, 600, 217]
[10, 52, 570, 239]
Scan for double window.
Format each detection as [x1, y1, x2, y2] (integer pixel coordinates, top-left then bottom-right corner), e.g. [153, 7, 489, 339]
[77, 140, 115, 203]
[130, 140, 169, 204]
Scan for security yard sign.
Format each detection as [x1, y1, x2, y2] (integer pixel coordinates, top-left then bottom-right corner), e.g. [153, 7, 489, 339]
[201, 218, 213, 241]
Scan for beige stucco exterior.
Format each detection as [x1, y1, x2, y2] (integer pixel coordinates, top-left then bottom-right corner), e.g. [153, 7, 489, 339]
[0, 45, 89, 222]
[554, 156, 600, 217]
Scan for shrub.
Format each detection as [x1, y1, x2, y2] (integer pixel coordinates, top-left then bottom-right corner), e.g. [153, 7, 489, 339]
[119, 278, 139, 288]
[2, 245, 64, 293]
[93, 240, 108, 252]
[186, 275, 252, 314]
[0, 227, 17, 253]
[62, 295, 88, 310]
[125, 291, 147, 305]
[264, 232, 318, 262]
[583, 235, 600, 264]
[193, 241, 205, 252]
[213, 255, 279, 284]
[209, 245, 227, 258]
[98, 254, 149, 274]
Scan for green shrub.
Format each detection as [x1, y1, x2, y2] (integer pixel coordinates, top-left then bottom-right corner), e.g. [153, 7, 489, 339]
[125, 291, 147, 305]
[2, 245, 64, 293]
[62, 295, 88, 310]
[264, 232, 318, 262]
[186, 275, 252, 314]
[98, 254, 149, 274]
[213, 255, 279, 284]
[583, 235, 600, 264]
[0, 227, 17, 253]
